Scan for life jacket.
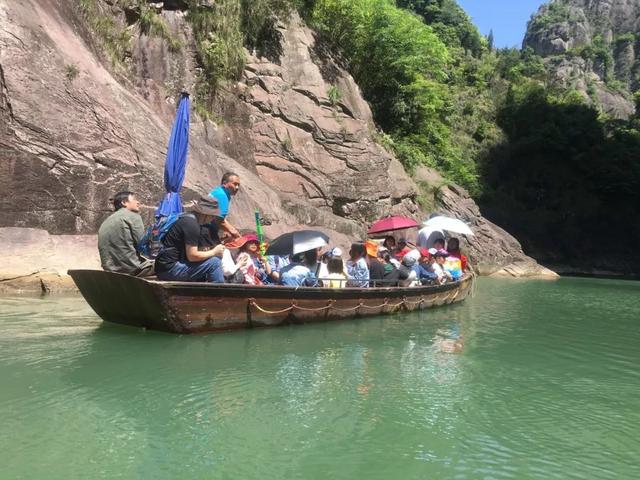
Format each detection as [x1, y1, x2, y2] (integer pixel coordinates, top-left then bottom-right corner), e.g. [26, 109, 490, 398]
[137, 213, 195, 259]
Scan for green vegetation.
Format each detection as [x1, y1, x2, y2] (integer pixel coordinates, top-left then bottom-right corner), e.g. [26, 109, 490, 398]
[78, 0, 132, 69]
[481, 82, 640, 262]
[78, 0, 182, 69]
[187, 0, 245, 109]
[138, 4, 183, 52]
[615, 32, 635, 45]
[527, 2, 571, 35]
[575, 35, 614, 82]
[64, 64, 80, 81]
[185, 0, 294, 114]
[327, 85, 342, 106]
[305, 0, 481, 191]
[396, 0, 484, 56]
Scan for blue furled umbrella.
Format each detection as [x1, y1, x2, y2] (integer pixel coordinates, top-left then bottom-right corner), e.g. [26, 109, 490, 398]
[155, 92, 190, 217]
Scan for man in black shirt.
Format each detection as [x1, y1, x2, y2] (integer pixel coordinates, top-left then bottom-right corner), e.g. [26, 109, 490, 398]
[155, 196, 226, 283]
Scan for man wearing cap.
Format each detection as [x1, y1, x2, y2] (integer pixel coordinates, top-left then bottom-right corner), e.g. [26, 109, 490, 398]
[208, 172, 241, 239]
[154, 196, 226, 283]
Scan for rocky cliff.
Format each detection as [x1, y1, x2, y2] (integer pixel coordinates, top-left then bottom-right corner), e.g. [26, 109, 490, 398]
[524, 0, 640, 118]
[0, 0, 553, 293]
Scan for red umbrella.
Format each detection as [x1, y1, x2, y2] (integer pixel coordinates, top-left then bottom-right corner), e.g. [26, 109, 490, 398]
[367, 216, 419, 234]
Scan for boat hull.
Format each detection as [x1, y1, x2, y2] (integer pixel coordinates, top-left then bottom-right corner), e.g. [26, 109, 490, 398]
[68, 270, 475, 334]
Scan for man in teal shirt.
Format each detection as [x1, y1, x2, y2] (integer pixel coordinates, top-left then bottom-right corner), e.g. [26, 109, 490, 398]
[98, 191, 154, 276]
[208, 172, 241, 239]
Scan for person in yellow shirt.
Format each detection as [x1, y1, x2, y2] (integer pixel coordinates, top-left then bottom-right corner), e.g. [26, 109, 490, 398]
[326, 257, 347, 288]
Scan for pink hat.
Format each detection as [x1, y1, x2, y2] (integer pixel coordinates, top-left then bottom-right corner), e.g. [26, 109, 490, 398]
[243, 234, 259, 244]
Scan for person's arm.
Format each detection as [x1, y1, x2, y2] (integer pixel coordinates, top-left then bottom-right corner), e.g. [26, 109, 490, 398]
[259, 257, 272, 275]
[185, 244, 225, 262]
[266, 257, 280, 281]
[181, 217, 224, 262]
[419, 265, 438, 280]
[221, 249, 247, 276]
[219, 218, 240, 238]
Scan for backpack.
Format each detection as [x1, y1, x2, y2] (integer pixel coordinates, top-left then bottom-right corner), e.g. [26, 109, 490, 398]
[137, 213, 194, 259]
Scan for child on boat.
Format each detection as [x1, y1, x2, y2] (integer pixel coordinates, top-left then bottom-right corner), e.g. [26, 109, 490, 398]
[326, 257, 347, 288]
[235, 234, 272, 285]
[431, 249, 453, 284]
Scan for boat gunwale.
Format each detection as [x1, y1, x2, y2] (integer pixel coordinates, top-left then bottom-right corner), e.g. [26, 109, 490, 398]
[67, 269, 474, 333]
[69, 269, 471, 299]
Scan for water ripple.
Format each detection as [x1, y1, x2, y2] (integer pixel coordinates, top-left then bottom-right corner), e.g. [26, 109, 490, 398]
[1, 279, 640, 479]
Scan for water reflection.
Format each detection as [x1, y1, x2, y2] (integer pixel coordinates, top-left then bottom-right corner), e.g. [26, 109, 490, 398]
[42, 306, 470, 478]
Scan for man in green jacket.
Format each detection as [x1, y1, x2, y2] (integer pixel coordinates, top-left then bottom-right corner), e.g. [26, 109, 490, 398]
[98, 191, 154, 277]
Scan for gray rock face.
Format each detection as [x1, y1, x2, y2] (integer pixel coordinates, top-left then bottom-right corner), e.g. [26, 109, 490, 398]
[237, 18, 419, 223]
[0, 0, 548, 291]
[524, 0, 640, 118]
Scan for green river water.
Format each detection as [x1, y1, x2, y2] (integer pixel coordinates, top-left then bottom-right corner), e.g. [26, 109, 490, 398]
[1, 277, 639, 479]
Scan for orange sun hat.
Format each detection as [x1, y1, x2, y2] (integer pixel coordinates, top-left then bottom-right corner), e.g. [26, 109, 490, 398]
[365, 240, 379, 257]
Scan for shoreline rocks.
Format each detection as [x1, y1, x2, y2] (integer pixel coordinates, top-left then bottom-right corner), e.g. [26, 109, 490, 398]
[1, 227, 99, 294]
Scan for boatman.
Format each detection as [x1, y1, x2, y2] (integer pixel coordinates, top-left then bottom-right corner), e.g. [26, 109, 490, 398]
[154, 196, 226, 283]
[98, 191, 154, 277]
[208, 172, 241, 239]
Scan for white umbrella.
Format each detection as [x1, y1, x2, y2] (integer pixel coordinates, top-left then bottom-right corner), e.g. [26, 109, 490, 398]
[265, 230, 330, 256]
[423, 216, 474, 236]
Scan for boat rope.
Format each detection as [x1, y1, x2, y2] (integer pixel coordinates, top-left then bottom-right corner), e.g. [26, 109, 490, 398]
[247, 296, 426, 315]
[247, 299, 295, 315]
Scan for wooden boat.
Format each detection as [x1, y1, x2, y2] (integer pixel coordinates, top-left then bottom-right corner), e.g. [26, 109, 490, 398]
[68, 269, 475, 334]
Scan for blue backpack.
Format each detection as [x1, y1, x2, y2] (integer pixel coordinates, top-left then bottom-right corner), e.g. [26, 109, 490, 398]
[138, 213, 194, 259]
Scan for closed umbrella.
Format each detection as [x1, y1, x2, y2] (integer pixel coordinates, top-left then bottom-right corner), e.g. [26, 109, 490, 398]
[155, 92, 190, 217]
[266, 230, 330, 256]
[368, 216, 419, 234]
[423, 216, 474, 236]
